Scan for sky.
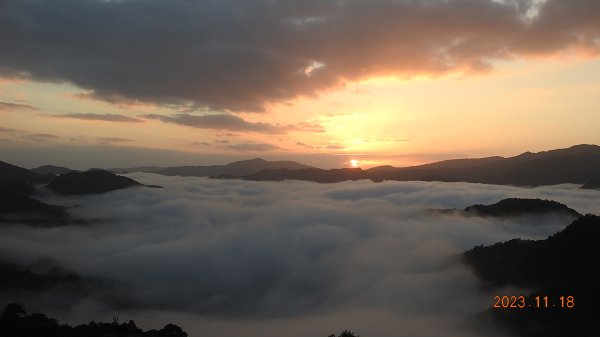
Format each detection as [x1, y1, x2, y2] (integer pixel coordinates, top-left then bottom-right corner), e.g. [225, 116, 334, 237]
[1, 0, 600, 169]
[3, 176, 599, 336]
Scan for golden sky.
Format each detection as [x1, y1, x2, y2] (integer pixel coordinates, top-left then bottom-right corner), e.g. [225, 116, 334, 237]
[1, 0, 599, 168]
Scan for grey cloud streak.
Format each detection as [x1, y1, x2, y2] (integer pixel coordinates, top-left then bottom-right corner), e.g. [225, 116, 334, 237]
[97, 137, 134, 144]
[2, 176, 599, 336]
[225, 142, 281, 152]
[53, 113, 145, 123]
[143, 113, 286, 133]
[0, 0, 599, 112]
[144, 113, 325, 134]
[0, 101, 38, 112]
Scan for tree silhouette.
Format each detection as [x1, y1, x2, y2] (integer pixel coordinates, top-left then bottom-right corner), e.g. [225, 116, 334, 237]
[0, 303, 188, 337]
[329, 329, 360, 337]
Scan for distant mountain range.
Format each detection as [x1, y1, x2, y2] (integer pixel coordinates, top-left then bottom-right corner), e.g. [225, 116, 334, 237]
[238, 144, 600, 187]
[0, 166, 153, 226]
[112, 158, 313, 177]
[3, 144, 600, 188]
[437, 198, 581, 218]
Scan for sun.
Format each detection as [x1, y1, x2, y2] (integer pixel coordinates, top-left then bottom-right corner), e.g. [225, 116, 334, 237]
[350, 159, 359, 168]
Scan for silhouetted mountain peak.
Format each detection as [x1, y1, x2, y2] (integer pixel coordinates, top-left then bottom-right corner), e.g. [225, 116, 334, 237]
[462, 198, 581, 218]
[366, 165, 397, 172]
[243, 158, 267, 163]
[30, 165, 76, 175]
[0, 161, 53, 184]
[565, 143, 600, 152]
[46, 170, 142, 195]
[548, 213, 600, 244]
[581, 178, 600, 190]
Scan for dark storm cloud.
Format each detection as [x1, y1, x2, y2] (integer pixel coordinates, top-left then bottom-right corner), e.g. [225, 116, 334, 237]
[1, 0, 598, 112]
[53, 113, 144, 123]
[0, 101, 38, 112]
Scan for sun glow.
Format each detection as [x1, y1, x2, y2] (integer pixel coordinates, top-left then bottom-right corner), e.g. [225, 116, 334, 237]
[350, 159, 359, 168]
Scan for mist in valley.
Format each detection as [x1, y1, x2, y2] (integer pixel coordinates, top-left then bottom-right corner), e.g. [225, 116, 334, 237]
[2, 175, 598, 337]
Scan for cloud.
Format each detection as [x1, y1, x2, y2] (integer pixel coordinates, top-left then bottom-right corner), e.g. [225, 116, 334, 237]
[225, 142, 281, 152]
[2, 177, 598, 337]
[293, 122, 327, 133]
[144, 113, 286, 134]
[325, 144, 345, 150]
[297, 141, 346, 150]
[23, 133, 59, 142]
[53, 113, 144, 123]
[1, 0, 598, 112]
[191, 141, 212, 146]
[97, 137, 134, 144]
[296, 141, 314, 148]
[0, 127, 22, 134]
[217, 133, 240, 138]
[0, 101, 38, 112]
[358, 137, 411, 143]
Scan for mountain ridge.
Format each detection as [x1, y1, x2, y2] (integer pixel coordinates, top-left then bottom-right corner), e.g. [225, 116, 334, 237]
[112, 158, 313, 177]
[239, 144, 600, 187]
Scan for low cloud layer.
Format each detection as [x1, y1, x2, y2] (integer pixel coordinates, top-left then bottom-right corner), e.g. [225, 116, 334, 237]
[1, 0, 599, 112]
[2, 177, 599, 336]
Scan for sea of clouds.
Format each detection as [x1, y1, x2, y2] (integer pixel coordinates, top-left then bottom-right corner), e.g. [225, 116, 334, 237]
[2, 174, 599, 337]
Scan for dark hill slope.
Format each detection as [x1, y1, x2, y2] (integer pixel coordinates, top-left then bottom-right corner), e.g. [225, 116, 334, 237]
[462, 198, 581, 218]
[373, 144, 600, 186]
[0, 180, 68, 225]
[30, 165, 76, 175]
[46, 170, 141, 195]
[0, 161, 53, 184]
[463, 214, 600, 337]
[581, 178, 600, 190]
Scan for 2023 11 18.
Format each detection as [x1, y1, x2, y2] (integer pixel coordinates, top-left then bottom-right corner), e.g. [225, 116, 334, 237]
[493, 295, 574, 309]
